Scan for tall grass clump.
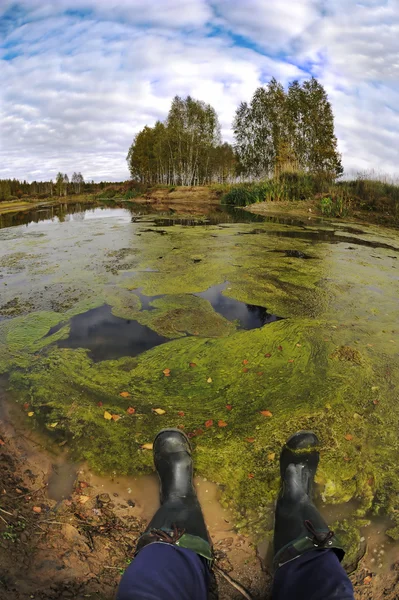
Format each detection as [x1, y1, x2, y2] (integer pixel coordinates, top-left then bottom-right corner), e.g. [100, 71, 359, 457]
[223, 173, 332, 206]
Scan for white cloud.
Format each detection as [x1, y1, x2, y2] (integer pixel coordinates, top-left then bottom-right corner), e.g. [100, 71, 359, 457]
[0, 0, 398, 181]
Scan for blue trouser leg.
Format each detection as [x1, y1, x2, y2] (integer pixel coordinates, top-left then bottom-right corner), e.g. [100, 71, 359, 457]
[117, 543, 209, 600]
[272, 549, 355, 600]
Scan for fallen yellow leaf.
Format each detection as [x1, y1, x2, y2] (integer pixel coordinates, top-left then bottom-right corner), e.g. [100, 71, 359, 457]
[207, 377, 212, 383]
[141, 443, 153, 450]
[79, 495, 90, 504]
[267, 452, 276, 461]
[32, 506, 42, 514]
[152, 408, 166, 415]
[120, 391, 130, 398]
[103, 411, 112, 420]
[27, 412, 34, 417]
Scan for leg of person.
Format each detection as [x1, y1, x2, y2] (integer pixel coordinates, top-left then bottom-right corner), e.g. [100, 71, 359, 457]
[272, 431, 355, 600]
[118, 544, 209, 600]
[273, 549, 354, 600]
[117, 429, 212, 600]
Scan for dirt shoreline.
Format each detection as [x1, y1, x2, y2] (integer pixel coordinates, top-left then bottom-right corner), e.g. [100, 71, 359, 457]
[0, 404, 398, 599]
[0, 394, 267, 600]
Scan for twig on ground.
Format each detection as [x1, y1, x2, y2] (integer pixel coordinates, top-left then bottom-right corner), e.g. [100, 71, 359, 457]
[214, 564, 254, 600]
[12, 484, 47, 500]
[0, 507, 13, 516]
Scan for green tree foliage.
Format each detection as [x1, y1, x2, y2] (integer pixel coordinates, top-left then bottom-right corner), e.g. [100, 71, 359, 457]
[127, 96, 236, 185]
[56, 172, 64, 197]
[234, 77, 342, 179]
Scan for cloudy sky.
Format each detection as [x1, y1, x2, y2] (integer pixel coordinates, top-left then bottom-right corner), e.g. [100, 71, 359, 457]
[0, 0, 398, 182]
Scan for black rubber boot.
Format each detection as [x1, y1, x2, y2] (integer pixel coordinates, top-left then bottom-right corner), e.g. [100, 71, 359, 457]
[136, 429, 213, 562]
[273, 431, 345, 569]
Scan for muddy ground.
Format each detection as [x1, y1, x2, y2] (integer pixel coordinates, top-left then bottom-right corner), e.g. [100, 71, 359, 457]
[0, 415, 398, 600]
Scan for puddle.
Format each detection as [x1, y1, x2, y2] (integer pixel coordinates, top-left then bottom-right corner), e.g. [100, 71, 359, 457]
[47, 460, 80, 502]
[50, 283, 281, 361]
[56, 304, 169, 362]
[82, 469, 236, 540]
[196, 283, 282, 329]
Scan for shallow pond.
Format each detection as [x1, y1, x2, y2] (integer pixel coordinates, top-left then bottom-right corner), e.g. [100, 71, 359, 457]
[1, 201, 399, 565]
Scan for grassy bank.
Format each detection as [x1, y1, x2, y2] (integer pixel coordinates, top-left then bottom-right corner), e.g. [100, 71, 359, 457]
[219, 174, 399, 224]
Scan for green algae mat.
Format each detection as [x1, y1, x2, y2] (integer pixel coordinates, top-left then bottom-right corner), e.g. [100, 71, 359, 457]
[1, 205, 399, 561]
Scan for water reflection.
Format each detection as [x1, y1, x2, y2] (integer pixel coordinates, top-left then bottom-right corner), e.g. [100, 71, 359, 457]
[57, 304, 169, 362]
[196, 283, 282, 329]
[55, 283, 281, 361]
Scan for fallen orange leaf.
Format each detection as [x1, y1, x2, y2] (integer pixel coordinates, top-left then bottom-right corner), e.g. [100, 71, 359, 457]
[111, 414, 121, 421]
[205, 419, 213, 428]
[126, 407, 136, 415]
[141, 443, 153, 450]
[23, 403, 30, 410]
[32, 506, 42, 514]
[226, 404, 232, 411]
[257, 371, 263, 376]
[260, 410, 273, 417]
[0, 439, 5, 446]
[193, 331, 199, 335]
[242, 367, 249, 373]
[163, 368, 171, 376]
[264, 353, 272, 358]
[189, 362, 197, 368]
[177, 424, 185, 430]
[97, 401, 103, 407]
[363, 576, 372, 585]
[245, 437, 255, 443]
[177, 411, 185, 417]
[120, 391, 130, 398]
[242, 359, 249, 365]
[288, 359, 294, 363]
[372, 400, 379, 405]
[218, 420, 228, 428]
[344, 434, 353, 441]
[248, 473, 254, 479]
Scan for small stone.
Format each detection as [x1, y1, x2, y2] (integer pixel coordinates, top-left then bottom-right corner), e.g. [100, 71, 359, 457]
[360, 537, 365, 542]
[97, 493, 111, 505]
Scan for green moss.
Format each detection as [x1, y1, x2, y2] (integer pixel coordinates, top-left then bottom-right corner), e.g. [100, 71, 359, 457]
[330, 346, 363, 365]
[1, 208, 399, 563]
[137, 294, 236, 338]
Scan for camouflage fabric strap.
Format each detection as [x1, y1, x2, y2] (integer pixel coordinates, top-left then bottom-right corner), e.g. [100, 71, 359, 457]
[136, 527, 213, 563]
[274, 525, 344, 569]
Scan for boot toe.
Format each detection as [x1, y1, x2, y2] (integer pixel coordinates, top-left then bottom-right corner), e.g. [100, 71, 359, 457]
[286, 431, 319, 451]
[154, 429, 191, 457]
[280, 431, 319, 479]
